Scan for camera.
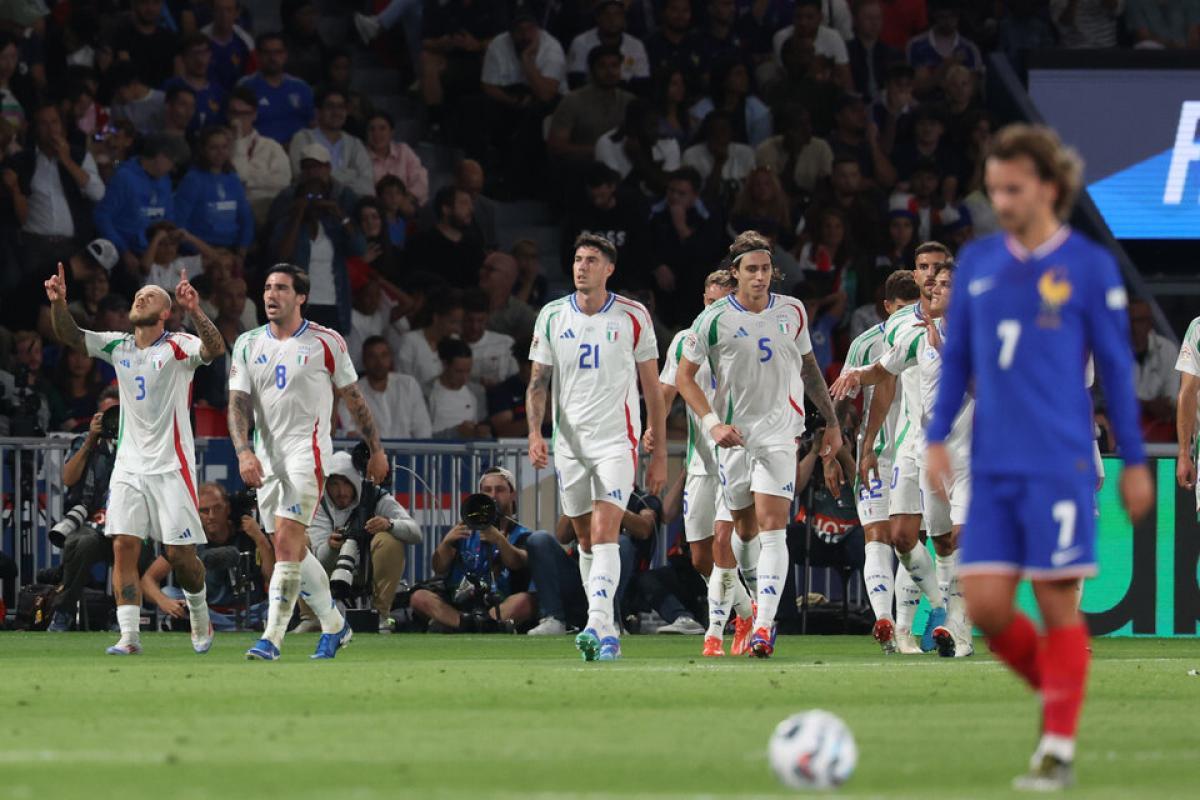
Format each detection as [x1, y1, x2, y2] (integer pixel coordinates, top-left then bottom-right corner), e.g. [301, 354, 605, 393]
[461, 493, 500, 530]
[49, 504, 88, 548]
[329, 526, 370, 600]
[99, 405, 120, 439]
[0, 366, 45, 437]
[797, 411, 826, 460]
[305, 192, 325, 201]
[229, 488, 257, 523]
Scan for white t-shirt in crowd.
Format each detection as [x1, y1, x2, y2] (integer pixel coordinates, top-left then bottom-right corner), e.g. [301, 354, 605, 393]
[468, 330, 519, 387]
[772, 24, 849, 64]
[306, 227, 337, 305]
[566, 30, 650, 81]
[429, 381, 483, 433]
[681, 142, 757, 187]
[482, 30, 568, 91]
[146, 255, 202, 292]
[594, 128, 681, 180]
[337, 372, 432, 440]
[395, 329, 445, 388]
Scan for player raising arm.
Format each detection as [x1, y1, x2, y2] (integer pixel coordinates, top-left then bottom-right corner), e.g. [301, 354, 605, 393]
[229, 264, 388, 661]
[925, 125, 1152, 790]
[526, 234, 666, 662]
[676, 231, 845, 659]
[47, 264, 225, 656]
[1176, 316, 1200, 504]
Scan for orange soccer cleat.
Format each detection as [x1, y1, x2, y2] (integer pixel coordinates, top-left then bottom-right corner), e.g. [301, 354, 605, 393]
[749, 626, 775, 658]
[731, 606, 756, 656]
[702, 636, 726, 657]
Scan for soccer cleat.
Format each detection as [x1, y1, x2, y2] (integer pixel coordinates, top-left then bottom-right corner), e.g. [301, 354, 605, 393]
[953, 622, 975, 658]
[933, 624, 956, 658]
[656, 615, 705, 635]
[1013, 754, 1075, 791]
[872, 617, 897, 655]
[597, 636, 622, 661]
[702, 636, 725, 657]
[731, 611, 754, 656]
[105, 641, 142, 656]
[48, 610, 72, 632]
[922, 606, 948, 652]
[575, 627, 601, 661]
[895, 627, 923, 655]
[246, 638, 281, 661]
[527, 616, 568, 636]
[311, 621, 354, 659]
[191, 622, 215, 654]
[749, 626, 775, 658]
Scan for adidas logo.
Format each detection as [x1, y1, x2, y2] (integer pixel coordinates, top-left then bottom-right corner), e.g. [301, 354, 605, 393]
[782, 482, 794, 493]
[733, 327, 749, 338]
[179, 528, 193, 539]
[287, 504, 301, 515]
[870, 583, 888, 594]
[761, 586, 778, 596]
[255, 354, 269, 364]
[607, 489, 623, 500]
[119, 359, 131, 368]
[560, 329, 576, 339]
[592, 589, 608, 599]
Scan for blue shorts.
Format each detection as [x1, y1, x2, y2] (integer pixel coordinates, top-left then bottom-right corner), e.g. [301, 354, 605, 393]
[958, 474, 1097, 579]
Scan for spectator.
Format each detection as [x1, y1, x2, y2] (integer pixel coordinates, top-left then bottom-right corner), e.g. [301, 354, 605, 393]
[227, 87, 292, 225]
[872, 62, 916, 156]
[280, 0, 329, 87]
[1129, 299, 1181, 441]
[93, 133, 184, 280]
[308, 450, 421, 629]
[683, 110, 757, 207]
[997, 1, 1058, 63]
[238, 32, 315, 145]
[365, 110, 429, 207]
[689, 56, 773, 147]
[164, 35, 226, 133]
[108, 61, 165, 135]
[65, 78, 106, 140]
[141, 482, 275, 632]
[828, 91, 896, 190]
[1049, 0, 1124, 49]
[793, 280, 845, 374]
[648, 167, 727, 325]
[409, 468, 535, 633]
[875, 205, 918, 275]
[879, 0, 930, 51]
[452, 159, 498, 250]
[595, 99, 681, 199]
[462, 287, 518, 393]
[487, 339, 535, 438]
[139, 220, 224, 291]
[376, 175, 417, 251]
[418, 0, 507, 136]
[430, 338, 490, 439]
[652, 66, 695, 148]
[203, 0, 256, 91]
[174, 126, 255, 259]
[479, 250, 537, 340]
[647, 0, 704, 77]
[51, 348, 103, 433]
[906, 0, 984, 97]
[561, 162, 650, 290]
[847, 0, 902, 103]
[0, 34, 34, 131]
[893, 104, 960, 202]
[729, 167, 793, 246]
[523, 518, 589, 635]
[0, 330, 58, 434]
[1125, 0, 1199, 49]
[848, 279, 886, 341]
[269, 142, 361, 332]
[566, 0, 651, 90]
[406, 185, 485, 289]
[511, 238, 547, 308]
[772, 0, 853, 91]
[67, 269, 112, 330]
[547, 45, 635, 167]
[10, 104, 105, 282]
[161, 85, 198, 144]
[321, 48, 375, 142]
[697, 0, 747, 75]
[354, 197, 402, 280]
[91, 119, 138, 185]
[395, 289, 464, 387]
[345, 260, 391, 371]
[93, 294, 132, 334]
[810, 156, 885, 259]
[755, 104, 833, 198]
[889, 158, 961, 243]
[111, 0, 178, 89]
[338, 335, 432, 440]
[289, 87, 375, 199]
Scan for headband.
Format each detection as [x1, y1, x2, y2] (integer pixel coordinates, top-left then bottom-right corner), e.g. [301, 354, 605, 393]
[480, 466, 516, 491]
[730, 248, 773, 265]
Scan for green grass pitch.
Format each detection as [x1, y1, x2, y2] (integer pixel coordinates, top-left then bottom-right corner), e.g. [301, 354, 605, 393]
[1, 633, 1197, 799]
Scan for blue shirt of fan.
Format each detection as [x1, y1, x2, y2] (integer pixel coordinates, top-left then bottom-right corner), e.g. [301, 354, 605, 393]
[448, 524, 532, 598]
[237, 73, 313, 144]
[162, 77, 227, 132]
[207, 33, 252, 91]
[927, 228, 1146, 481]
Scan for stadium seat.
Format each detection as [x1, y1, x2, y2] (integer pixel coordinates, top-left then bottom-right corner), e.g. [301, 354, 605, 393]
[193, 406, 230, 438]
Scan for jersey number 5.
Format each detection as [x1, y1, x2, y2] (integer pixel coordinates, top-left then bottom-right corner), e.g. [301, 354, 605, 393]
[757, 337, 773, 363]
[578, 343, 600, 370]
[997, 320, 1021, 369]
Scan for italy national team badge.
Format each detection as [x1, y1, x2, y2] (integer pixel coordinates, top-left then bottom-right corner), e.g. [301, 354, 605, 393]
[297, 348, 312, 366]
[606, 321, 619, 342]
[778, 318, 792, 336]
[152, 356, 165, 371]
[1036, 266, 1072, 328]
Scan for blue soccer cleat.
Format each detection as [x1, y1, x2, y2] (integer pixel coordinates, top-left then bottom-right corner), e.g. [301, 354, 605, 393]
[311, 621, 353, 659]
[246, 638, 280, 661]
[105, 641, 142, 656]
[922, 606, 948, 653]
[575, 627, 600, 661]
[597, 636, 622, 661]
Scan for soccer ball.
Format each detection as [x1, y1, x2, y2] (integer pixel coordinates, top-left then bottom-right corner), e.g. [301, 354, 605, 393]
[767, 710, 857, 790]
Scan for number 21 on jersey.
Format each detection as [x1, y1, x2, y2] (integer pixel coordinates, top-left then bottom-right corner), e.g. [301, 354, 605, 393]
[578, 343, 600, 369]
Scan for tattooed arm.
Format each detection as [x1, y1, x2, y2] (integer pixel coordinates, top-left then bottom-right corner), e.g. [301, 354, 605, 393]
[526, 361, 552, 468]
[50, 299, 87, 352]
[337, 382, 389, 483]
[174, 270, 225, 361]
[801, 350, 849, 490]
[228, 389, 263, 487]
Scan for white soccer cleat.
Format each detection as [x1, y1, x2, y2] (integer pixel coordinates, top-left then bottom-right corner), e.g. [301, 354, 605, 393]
[953, 622, 975, 658]
[191, 622, 215, 654]
[895, 627, 923, 655]
[105, 641, 142, 656]
[655, 615, 705, 635]
[526, 616, 568, 636]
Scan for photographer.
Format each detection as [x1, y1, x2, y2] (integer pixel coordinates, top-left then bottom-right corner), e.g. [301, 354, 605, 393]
[410, 467, 536, 632]
[791, 413, 864, 571]
[47, 386, 119, 631]
[307, 449, 421, 632]
[140, 483, 275, 631]
[0, 330, 57, 436]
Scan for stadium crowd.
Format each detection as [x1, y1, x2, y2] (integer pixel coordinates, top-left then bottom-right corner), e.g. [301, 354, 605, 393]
[0, 0, 1194, 632]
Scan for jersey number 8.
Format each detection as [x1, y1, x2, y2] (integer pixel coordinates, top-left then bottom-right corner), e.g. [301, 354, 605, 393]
[275, 365, 287, 389]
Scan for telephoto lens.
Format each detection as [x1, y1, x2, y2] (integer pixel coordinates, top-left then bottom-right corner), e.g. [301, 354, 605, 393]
[49, 504, 88, 548]
[329, 537, 361, 599]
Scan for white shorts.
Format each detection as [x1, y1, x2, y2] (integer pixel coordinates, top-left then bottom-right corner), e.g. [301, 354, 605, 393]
[682, 472, 732, 542]
[888, 449, 922, 517]
[718, 443, 798, 512]
[920, 464, 972, 536]
[855, 455, 893, 528]
[555, 449, 636, 518]
[106, 469, 206, 546]
[258, 460, 325, 531]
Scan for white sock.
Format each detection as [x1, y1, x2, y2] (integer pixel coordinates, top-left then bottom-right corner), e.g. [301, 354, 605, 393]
[116, 604, 140, 644]
[897, 543, 944, 608]
[586, 542, 619, 637]
[895, 563, 920, 632]
[732, 535, 760, 596]
[263, 561, 302, 648]
[300, 550, 345, 634]
[182, 585, 210, 635]
[938, 550, 966, 629]
[863, 541, 895, 623]
[729, 570, 754, 619]
[578, 548, 593, 586]
[1038, 733, 1076, 763]
[706, 567, 735, 639]
[753, 530, 788, 630]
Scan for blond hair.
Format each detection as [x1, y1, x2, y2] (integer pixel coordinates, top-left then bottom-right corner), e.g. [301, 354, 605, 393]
[987, 123, 1083, 221]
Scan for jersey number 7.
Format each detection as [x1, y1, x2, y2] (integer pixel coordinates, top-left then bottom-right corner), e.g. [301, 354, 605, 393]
[997, 320, 1021, 369]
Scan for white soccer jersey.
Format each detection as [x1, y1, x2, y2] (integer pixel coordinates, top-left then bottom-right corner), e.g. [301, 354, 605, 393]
[661, 329, 718, 476]
[84, 330, 208, 480]
[840, 322, 901, 460]
[919, 318, 973, 464]
[1177, 316, 1200, 465]
[879, 303, 928, 460]
[228, 320, 358, 474]
[529, 292, 658, 459]
[682, 293, 812, 450]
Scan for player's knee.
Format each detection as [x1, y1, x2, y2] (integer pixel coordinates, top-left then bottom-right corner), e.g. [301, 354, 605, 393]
[164, 544, 196, 565]
[962, 591, 1010, 635]
[931, 535, 954, 557]
[111, 535, 141, 560]
[690, 546, 713, 577]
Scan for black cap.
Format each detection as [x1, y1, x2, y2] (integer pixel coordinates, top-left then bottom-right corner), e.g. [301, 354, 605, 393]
[833, 92, 865, 114]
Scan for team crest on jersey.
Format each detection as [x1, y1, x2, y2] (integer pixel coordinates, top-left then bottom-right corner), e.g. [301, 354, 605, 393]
[777, 319, 792, 336]
[606, 321, 619, 342]
[1037, 267, 1072, 328]
[152, 356, 165, 371]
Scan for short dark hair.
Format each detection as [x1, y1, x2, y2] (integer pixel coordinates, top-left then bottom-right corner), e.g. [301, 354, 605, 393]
[914, 241, 952, 261]
[587, 43, 623, 72]
[362, 334, 389, 355]
[108, 60, 141, 89]
[884, 270, 921, 303]
[795, 0, 821, 10]
[366, 110, 394, 129]
[428, 288, 464, 317]
[315, 86, 347, 108]
[667, 166, 703, 193]
[573, 233, 618, 265]
[229, 86, 257, 108]
[255, 31, 286, 51]
[267, 263, 311, 298]
[433, 185, 463, 221]
[884, 62, 915, 84]
[179, 32, 210, 55]
[462, 287, 490, 314]
[99, 384, 120, 403]
[584, 161, 619, 188]
[437, 337, 472, 363]
[934, 261, 956, 277]
[376, 174, 406, 195]
[165, 84, 196, 104]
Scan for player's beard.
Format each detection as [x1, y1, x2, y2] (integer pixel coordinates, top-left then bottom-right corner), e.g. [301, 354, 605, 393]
[129, 308, 161, 327]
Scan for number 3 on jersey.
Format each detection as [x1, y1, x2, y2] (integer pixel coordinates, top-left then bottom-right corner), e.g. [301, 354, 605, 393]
[275, 364, 287, 389]
[134, 375, 146, 400]
[578, 343, 600, 369]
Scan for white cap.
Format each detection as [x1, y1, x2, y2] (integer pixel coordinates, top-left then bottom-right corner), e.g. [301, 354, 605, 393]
[85, 238, 119, 272]
[298, 142, 332, 165]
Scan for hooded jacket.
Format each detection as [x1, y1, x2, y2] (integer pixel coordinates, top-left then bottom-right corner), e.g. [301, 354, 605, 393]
[308, 451, 421, 570]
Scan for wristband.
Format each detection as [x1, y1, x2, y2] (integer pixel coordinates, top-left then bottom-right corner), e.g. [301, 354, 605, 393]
[702, 412, 721, 435]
